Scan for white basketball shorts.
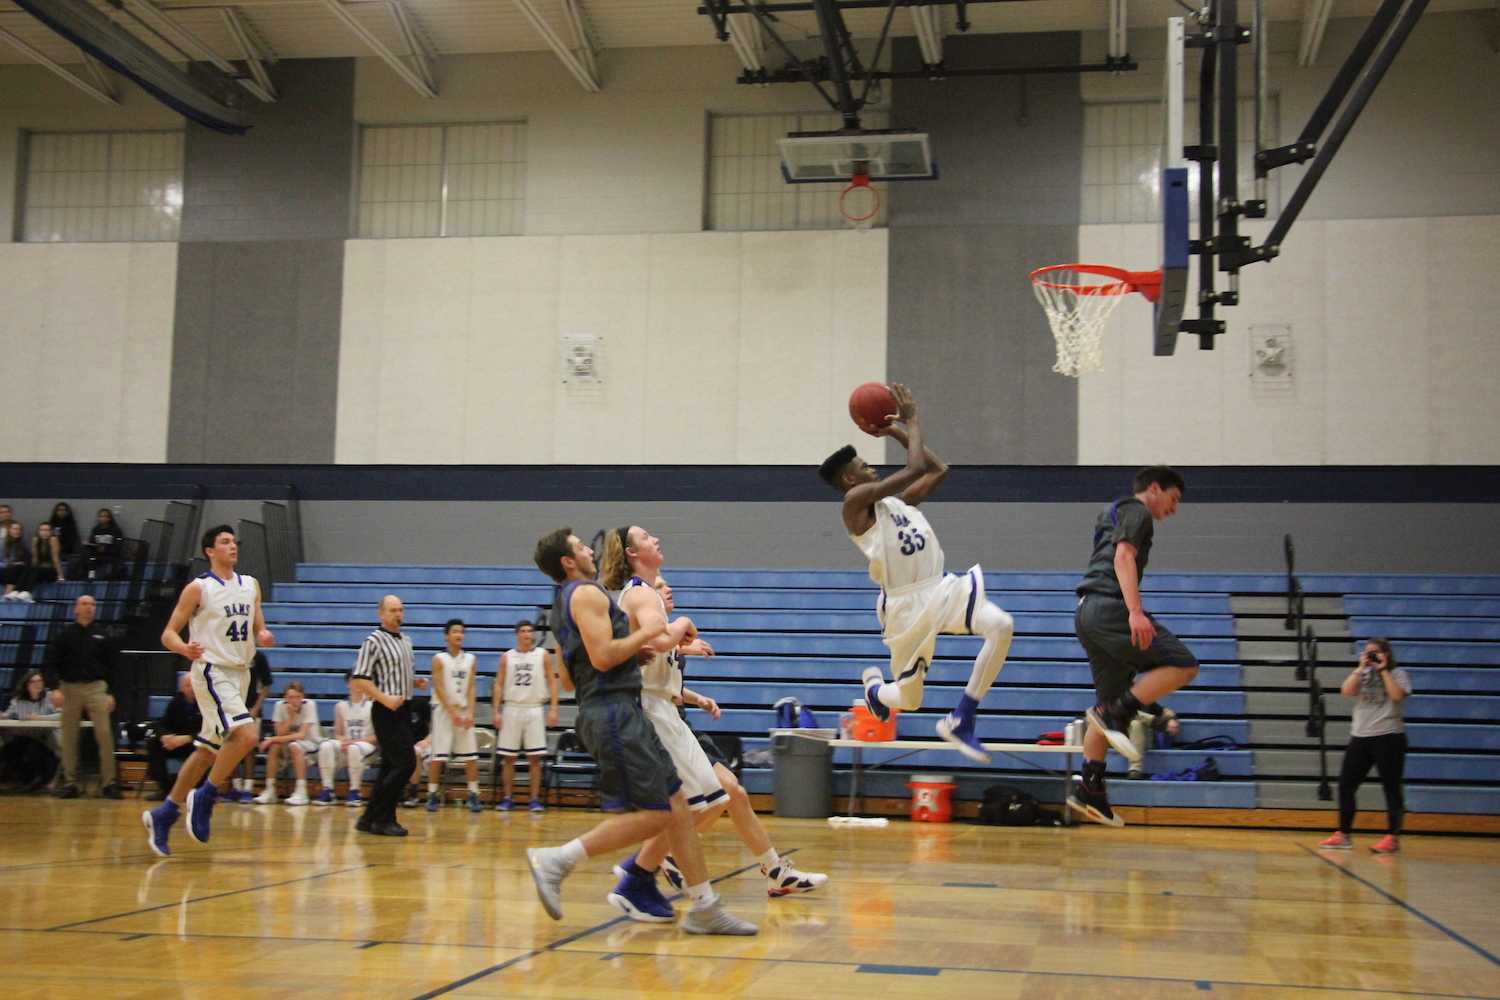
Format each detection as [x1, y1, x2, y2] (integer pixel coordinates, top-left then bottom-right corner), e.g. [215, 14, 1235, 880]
[496, 704, 547, 756]
[642, 695, 726, 813]
[430, 708, 478, 761]
[192, 660, 254, 752]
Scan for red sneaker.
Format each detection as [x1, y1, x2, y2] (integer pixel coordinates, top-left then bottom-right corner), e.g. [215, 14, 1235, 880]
[1370, 834, 1400, 855]
[1318, 831, 1352, 850]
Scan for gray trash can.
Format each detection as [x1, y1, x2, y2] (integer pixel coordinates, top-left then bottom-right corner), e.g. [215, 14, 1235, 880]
[771, 734, 832, 818]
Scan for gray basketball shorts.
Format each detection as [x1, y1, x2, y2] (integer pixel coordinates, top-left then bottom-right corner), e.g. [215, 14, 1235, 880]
[1075, 593, 1199, 702]
[574, 693, 683, 812]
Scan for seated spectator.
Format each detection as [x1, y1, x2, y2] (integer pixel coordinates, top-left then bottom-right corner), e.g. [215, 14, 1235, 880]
[254, 682, 321, 806]
[2, 521, 36, 602]
[48, 503, 81, 578]
[0, 670, 62, 790]
[85, 508, 126, 581]
[228, 651, 274, 803]
[32, 522, 63, 587]
[315, 673, 378, 807]
[145, 672, 203, 801]
[0, 504, 14, 541]
[403, 736, 432, 808]
[1128, 703, 1180, 778]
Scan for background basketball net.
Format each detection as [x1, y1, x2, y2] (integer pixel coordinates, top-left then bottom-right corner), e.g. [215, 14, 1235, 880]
[1030, 264, 1161, 378]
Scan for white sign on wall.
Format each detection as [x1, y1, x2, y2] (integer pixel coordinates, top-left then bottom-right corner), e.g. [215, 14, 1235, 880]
[560, 333, 605, 399]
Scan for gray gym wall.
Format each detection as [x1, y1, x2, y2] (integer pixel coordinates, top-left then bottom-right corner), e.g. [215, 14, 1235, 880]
[166, 59, 354, 463]
[887, 33, 1083, 464]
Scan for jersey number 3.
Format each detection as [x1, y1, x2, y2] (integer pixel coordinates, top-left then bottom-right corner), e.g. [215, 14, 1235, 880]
[898, 528, 926, 556]
[225, 620, 249, 642]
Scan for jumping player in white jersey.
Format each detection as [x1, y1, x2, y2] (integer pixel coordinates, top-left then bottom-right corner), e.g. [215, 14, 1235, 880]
[428, 619, 482, 813]
[818, 384, 1016, 763]
[599, 529, 827, 916]
[142, 525, 274, 856]
[493, 619, 559, 812]
[315, 672, 378, 807]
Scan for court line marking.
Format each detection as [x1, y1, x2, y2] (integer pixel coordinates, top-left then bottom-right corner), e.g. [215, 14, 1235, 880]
[409, 854, 779, 1000]
[0, 926, 535, 954]
[556, 945, 1500, 999]
[46, 864, 376, 931]
[1300, 844, 1500, 968]
[0, 843, 286, 873]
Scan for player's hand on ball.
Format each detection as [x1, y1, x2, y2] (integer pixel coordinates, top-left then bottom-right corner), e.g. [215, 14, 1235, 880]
[1128, 609, 1156, 650]
[256, 628, 275, 648]
[887, 382, 917, 425]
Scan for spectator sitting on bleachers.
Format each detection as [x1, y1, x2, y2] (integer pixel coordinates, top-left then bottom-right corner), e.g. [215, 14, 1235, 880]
[315, 673, 378, 807]
[0, 670, 62, 791]
[85, 509, 125, 581]
[228, 651, 274, 803]
[145, 672, 203, 801]
[2, 521, 36, 602]
[32, 523, 63, 587]
[253, 681, 322, 806]
[47, 503, 81, 578]
[1128, 703, 1180, 779]
[0, 505, 14, 543]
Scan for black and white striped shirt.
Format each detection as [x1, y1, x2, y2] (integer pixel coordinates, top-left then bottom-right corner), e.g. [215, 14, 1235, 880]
[352, 627, 415, 699]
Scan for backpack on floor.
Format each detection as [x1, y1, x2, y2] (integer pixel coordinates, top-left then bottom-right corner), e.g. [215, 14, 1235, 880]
[978, 784, 1040, 826]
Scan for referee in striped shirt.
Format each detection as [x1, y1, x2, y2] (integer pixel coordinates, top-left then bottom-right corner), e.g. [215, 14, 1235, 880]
[351, 595, 427, 836]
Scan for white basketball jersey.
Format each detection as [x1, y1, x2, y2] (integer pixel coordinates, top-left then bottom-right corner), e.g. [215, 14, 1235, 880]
[851, 496, 945, 592]
[434, 651, 475, 710]
[339, 698, 372, 742]
[189, 571, 259, 667]
[502, 648, 548, 706]
[622, 576, 682, 700]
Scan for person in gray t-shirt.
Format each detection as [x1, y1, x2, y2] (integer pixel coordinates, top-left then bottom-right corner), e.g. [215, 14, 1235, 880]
[1319, 638, 1412, 854]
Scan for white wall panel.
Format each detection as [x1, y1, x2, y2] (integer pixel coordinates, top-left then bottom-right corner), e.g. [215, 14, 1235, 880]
[0, 243, 174, 462]
[336, 231, 889, 464]
[1078, 215, 1500, 465]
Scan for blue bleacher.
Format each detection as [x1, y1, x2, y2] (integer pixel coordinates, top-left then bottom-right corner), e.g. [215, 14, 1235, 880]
[241, 563, 1500, 818]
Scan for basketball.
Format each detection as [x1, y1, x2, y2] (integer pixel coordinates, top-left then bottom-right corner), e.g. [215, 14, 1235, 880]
[848, 382, 897, 435]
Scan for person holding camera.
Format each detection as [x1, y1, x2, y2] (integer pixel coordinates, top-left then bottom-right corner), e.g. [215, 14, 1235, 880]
[1319, 638, 1411, 854]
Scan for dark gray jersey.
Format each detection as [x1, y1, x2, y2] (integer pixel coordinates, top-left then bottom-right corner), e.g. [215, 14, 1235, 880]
[552, 579, 641, 702]
[1077, 497, 1155, 599]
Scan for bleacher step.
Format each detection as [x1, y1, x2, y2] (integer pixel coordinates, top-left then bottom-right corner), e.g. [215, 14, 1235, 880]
[1232, 595, 1345, 616]
[1234, 618, 1351, 640]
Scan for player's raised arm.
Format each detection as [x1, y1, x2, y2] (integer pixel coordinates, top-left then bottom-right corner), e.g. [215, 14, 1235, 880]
[571, 584, 664, 671]
[831, 384, 929, 535]
[882, 420, 949, 507]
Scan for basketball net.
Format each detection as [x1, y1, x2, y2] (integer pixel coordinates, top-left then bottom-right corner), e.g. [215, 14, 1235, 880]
[1030, 264, 1161, 378]
[839, 172, 880, 230]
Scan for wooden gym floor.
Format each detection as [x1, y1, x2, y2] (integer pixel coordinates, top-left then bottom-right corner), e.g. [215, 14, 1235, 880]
[2, 797, 1497, 999]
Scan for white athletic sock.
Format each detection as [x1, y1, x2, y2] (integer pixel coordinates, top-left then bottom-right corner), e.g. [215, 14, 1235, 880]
[686, 881, 717, 909]
[233, 778, 247, 792]
[559, 838, 588, 868]
[757, 848, 780, 870]
[294, 779, 307, 794]
[467, 781, 479, 794]
[963, 601, 1015, 702]
[875, 682, 904, 710]
[428, 782, 438, 794]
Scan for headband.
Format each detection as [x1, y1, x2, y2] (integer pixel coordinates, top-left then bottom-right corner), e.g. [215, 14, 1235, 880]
[616, 525, 633, 553]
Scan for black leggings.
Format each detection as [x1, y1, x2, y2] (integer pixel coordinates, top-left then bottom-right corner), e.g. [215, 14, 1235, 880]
[1338, 732, 1407, 835]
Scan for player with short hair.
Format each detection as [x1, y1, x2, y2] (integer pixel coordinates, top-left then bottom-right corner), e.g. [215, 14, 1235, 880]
[253, 681, 322, 805]
[427, 619, 482, 812]
[142, 525, 274, 856]
[524, 527, 756, 935]
[315, 672, 378, 807]
[819, 384, 1016, 762]
[1068, 465, 1199, 827]
[599, 530, 827, 913]
[493, 619, 559, 812]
